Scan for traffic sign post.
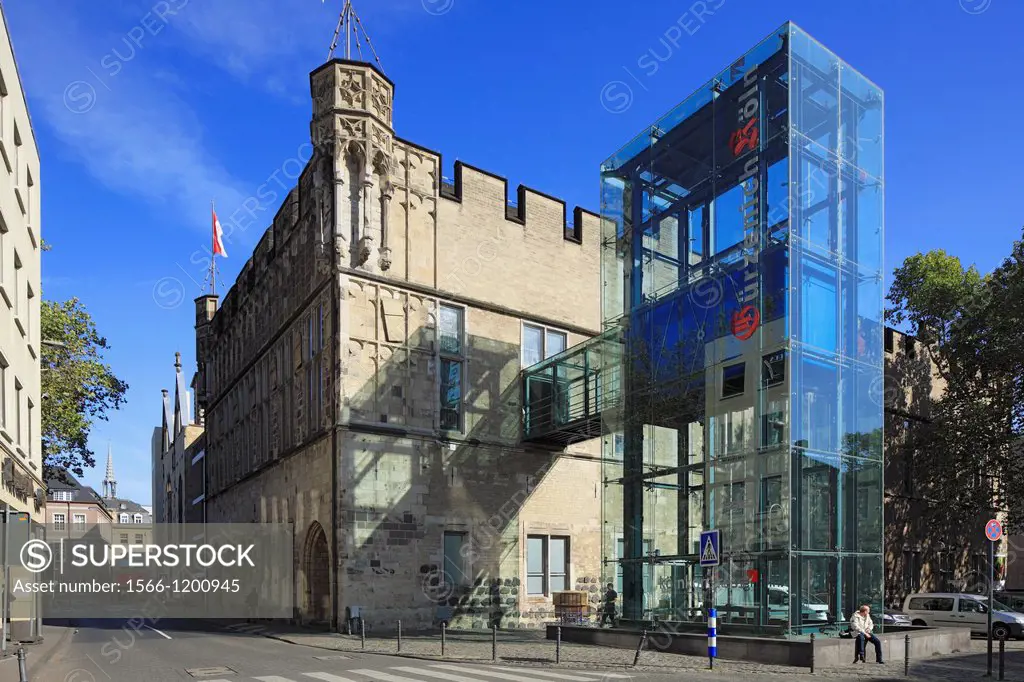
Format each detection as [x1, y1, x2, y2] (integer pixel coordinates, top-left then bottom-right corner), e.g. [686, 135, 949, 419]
[986, 519, 1002, 677]
[700, 530, 720, 568]
[700, 529, 720, 668]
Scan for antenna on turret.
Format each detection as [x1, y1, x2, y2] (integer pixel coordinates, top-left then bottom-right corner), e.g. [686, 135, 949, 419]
[325, 0, 384, 71]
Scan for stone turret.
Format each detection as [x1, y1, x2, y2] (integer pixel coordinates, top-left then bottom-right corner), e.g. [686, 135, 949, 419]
[309, 59, 396, 274]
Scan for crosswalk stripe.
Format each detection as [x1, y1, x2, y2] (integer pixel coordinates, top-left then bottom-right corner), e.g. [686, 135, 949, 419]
[430, 665, 598, 682]
[491, 666, 606, 681]
[392, 665, 492, 682]
[302, 673, 365, 682]
[254, 677, 298, 682]
[347, 670, 424, 682]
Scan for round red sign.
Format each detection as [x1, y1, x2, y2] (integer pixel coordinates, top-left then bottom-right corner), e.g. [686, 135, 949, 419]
[731, 305, 761, 341]
[986, 519, 1002, 542]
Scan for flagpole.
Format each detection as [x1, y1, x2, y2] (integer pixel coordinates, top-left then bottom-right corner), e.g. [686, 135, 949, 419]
[210, 200, 216, 295]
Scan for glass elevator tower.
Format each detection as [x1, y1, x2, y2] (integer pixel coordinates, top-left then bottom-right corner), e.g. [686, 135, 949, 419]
[598, 22, 884, 637]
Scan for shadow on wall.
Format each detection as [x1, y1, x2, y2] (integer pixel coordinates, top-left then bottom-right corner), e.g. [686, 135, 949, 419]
[324, 326, 577, 630]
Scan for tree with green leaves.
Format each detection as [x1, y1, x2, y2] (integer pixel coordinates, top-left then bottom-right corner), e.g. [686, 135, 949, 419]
[40, 277, 128, 481]
[886, 231, 1024, 529]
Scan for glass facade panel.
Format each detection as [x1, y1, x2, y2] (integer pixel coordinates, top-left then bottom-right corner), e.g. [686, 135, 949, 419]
[598, 22, 882, 638]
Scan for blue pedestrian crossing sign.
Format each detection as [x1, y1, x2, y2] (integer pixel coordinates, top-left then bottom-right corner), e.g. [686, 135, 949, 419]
[700, 529, 721, 567]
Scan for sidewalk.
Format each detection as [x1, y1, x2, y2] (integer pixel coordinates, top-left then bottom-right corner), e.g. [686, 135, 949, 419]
[0, 624, 71, 682]
[223, 621, 1005, 680]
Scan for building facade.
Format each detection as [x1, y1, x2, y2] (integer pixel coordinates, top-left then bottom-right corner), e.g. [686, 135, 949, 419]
[189, 58, 603, 629]
[882, 327, 1009, 603]
[45, 470, 113, 535]
[0, 0, 43, 522]
[532, 23, 885, 637]
[152, 353, 204, 524]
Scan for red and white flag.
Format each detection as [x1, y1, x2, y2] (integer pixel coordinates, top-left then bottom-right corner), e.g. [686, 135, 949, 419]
[212, 208, 228, 258]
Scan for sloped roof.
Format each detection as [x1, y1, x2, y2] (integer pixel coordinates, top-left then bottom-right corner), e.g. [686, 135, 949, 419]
[45, 469, 106, 505]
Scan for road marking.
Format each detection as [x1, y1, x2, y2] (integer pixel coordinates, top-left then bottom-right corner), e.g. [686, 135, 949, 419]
[393, 666, 492, 682]
[491, 667, 607, 681]
[489, 663, 602, 679]
[302, 674, 362, 681]
[430, 665, 599, 682]
[254, 677, 301, 682]
[347, 670, 423, 682]
[144, 624, 172, 639]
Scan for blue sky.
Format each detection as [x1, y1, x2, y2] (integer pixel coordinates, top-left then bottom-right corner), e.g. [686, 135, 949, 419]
[6, 0, 1021, 504]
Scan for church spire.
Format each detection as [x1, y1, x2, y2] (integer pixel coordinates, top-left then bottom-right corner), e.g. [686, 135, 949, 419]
[103, 443, 117, 499]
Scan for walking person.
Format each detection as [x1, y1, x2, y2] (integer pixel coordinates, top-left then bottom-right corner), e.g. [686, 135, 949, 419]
[600, 583, 618, 627]
[850, 604, 884, 664]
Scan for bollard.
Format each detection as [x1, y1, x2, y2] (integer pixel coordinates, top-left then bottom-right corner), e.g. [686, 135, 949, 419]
[397, 620, 402, 653]
[16, 647, 26, 682]
[632, 629, 647, 667]
[809, 633, 815, 674]
[492, 625, 497, 662]
[556, 625, 561, 664]
[708, 608, 717, 670]
[360, 618, 365, 650]
[904, 634, 909, 677]
[441, 621, 446, 657]
[999, 633, 1005, 680]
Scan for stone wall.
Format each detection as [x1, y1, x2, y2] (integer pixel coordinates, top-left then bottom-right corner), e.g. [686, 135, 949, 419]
[196, 58, 604, 630]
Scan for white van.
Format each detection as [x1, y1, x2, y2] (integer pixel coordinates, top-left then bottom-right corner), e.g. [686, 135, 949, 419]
[902, 592, 1024, 639]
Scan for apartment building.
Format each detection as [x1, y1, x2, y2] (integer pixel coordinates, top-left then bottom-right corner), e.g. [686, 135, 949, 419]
[183, 57, 602, 629]
[45, 470, 113, 537]
[0, 2, 42, 520]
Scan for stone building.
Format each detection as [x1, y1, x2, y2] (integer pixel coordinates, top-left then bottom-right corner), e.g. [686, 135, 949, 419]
[0, 0, 43, 522]
[152, 352, 204, 524]
[190, 57, 603, 630]
[882, 326, 1007, 604]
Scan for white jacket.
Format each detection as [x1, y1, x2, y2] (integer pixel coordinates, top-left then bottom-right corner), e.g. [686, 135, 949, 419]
[850, 612, 874, 635]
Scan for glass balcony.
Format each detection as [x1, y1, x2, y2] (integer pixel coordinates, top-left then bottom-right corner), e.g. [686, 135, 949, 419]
[521, 330, 622, 444]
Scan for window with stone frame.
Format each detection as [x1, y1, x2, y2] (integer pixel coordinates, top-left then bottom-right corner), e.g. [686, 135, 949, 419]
[526, 535, 569, 596]
[306, 306, 325, 434]
[439, 303, 464, 432]
[443, 531, 469, 587]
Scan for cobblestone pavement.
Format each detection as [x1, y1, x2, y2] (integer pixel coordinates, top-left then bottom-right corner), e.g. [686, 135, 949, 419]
[219, 622, 1024, 681]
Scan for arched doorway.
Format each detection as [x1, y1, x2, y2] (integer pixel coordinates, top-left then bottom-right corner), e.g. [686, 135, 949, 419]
[303, 522, 331, 624]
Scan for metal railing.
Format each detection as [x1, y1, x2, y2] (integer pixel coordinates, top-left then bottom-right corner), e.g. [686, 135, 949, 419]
[521, 330, 622, 442]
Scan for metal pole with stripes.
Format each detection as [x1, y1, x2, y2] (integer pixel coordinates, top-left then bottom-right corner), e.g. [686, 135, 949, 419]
[708, 607, 717, 669]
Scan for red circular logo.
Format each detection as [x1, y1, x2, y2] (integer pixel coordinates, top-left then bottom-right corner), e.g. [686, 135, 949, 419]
[731, 305, 760, 340]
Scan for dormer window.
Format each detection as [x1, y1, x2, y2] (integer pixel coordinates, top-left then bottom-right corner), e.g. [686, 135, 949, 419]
[119, 513, 129, 523]
[133, 514, 143, 524]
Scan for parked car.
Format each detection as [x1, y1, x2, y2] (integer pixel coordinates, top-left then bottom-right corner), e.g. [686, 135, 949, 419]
[902, 592, 1024, 640]
[883, 609, 911, 626]
[767, 586, 829, 622]
[994, 591, 1024, 613]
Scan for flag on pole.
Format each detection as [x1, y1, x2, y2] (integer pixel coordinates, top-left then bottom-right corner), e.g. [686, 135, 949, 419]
[212, 207, 228, 258]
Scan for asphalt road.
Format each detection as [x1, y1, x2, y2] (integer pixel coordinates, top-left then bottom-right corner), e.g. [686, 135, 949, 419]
[14, 620, 1024, 682]
[24, 620, 660, 682]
